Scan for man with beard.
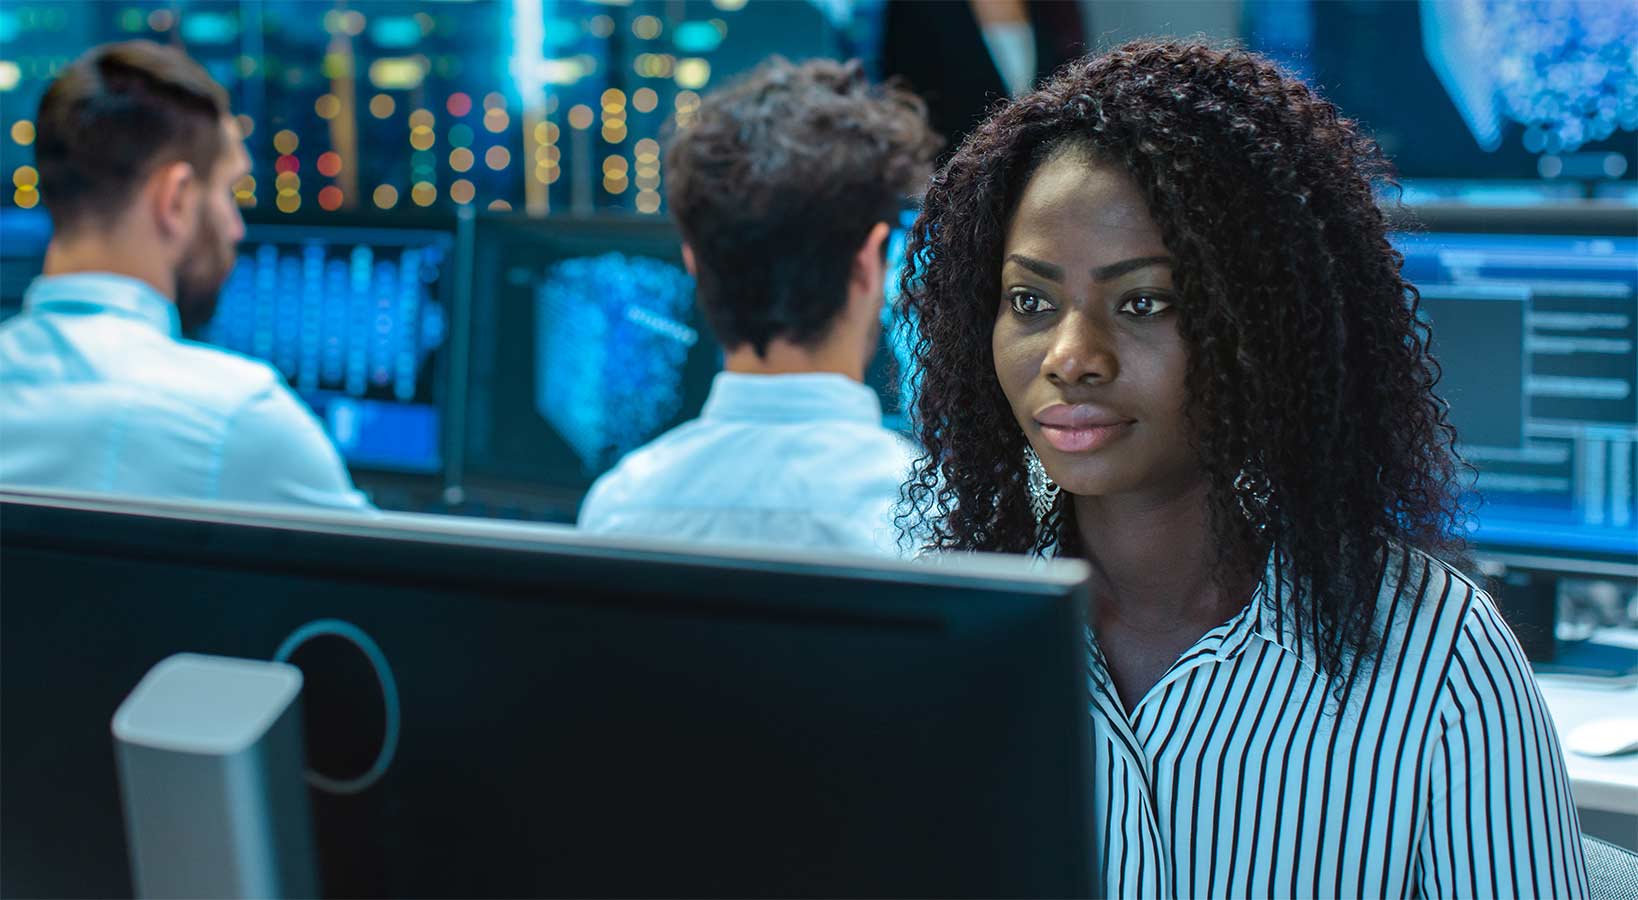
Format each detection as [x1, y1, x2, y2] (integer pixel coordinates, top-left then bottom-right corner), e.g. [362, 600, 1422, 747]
[0, 41, 368, 510]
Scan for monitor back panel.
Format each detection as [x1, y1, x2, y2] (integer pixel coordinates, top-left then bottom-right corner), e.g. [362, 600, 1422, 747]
[0, 496, 1094, 899]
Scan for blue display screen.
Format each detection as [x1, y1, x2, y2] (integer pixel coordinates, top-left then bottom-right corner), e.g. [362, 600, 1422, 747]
[1397, 231, 1638, 559]
[205, 222, 453, 474]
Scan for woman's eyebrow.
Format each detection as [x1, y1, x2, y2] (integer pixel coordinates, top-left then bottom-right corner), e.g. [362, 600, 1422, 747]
[1092, 255, 1175, 282]
[1005, 254, 1064, 282]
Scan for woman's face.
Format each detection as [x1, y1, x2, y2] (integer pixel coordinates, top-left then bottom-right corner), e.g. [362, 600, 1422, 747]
[991, 150, 1200, 500]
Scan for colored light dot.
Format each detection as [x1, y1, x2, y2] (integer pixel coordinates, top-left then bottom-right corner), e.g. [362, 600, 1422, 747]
[272, 130, 299, 155]
[369, 93, 396, 118]
[14, 186, 39, 208]
[408, 109, 435, 129]
[449, 179, 475, 205]
[632, 88, 658, 114]
[449, 124, 475, 148]
[233, 174, 256, 192]
[449, 147, 475, 172]
[409, 126, 435, 150]
[274, 155, 300, 175]
[711, 0, 748, 9]
[12, 165, 38, 188]
[314, 93, 341, 119]
[318, 185, 344, 211]
[316, 151, 342, 178]
[487, 199, 512, 212]
[535, 144, 561, 164]
[411, 182, 437, 207]
[634, 137, 660, 159]
[675, 58, 710, 90]
[373, 184, 399, 209]
[589, 15, 614, 38]
[536, 164, 560, 184]
[601, 88, 626, 107]
[675, 91, 701, 113]
[602, 174, 628, 194]
[235, 114, 255, 138]
[11, 120, 35, 146]
[602, 155, 628, 175]
[636, 172, 660, 191]
[483, 108, 510, 133]
[482, 91, 506, 111]
[276, 192, 301, 213]
[632, 15, 662, 40]
[535, 121, 561, 145]
[485, 146, 512, 170]
[567, 105, 594, 130]
[636, 190, 661, 214]
[447, 92, 472, 117]
[601, 122, 627, 143]
[148, 9, 174, 31]
[275, 172, 300, 191]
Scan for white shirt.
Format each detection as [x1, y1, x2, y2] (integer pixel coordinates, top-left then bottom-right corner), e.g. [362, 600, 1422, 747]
[578, 371, 916, 556]
[1089, 544, 1589, 898]
[0, 273, 369, 510]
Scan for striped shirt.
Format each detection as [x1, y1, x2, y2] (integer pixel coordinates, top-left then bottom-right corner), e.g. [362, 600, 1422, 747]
[1088, 545, 1590, 898]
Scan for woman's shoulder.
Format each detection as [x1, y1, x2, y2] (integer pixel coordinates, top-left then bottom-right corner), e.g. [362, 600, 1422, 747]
[1373, 544, 1535, 708]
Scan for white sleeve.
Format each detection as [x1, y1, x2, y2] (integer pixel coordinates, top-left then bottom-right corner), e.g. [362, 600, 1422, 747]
[217, 387, 373, 511]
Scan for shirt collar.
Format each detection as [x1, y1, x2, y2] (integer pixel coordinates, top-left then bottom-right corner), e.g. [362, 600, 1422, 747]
[22, 273, 181, 339]
[699, 371, 885, 425]
[1246, 548, 1329, 678]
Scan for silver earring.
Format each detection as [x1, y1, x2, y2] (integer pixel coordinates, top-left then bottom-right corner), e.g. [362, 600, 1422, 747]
[1025, 444, 1061, 523]
[1233, 465, 1271, 534]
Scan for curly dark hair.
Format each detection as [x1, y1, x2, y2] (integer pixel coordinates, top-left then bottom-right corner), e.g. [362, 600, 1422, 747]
[898, 40, 1470, 681]
[666, 57, 941, 356]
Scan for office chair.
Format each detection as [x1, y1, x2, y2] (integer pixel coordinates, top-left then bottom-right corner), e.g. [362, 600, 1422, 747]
[1585, 833, 1638, 900]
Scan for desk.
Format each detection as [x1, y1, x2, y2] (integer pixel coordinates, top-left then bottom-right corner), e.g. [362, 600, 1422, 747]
[1536, 628, 1638, 850]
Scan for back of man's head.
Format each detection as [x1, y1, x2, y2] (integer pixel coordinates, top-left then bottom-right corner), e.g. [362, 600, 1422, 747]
[666, 58, 940, 357]
[35, 40, 230, 237]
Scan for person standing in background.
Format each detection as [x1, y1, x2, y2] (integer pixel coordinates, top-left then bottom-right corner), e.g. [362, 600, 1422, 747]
[879, 0, 1085, 152]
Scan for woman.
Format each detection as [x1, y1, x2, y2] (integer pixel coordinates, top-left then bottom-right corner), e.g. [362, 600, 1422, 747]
[898, 41, 1588, 898]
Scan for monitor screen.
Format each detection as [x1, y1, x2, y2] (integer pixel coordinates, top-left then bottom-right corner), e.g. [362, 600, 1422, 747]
[0, 207, 50, 317]
[462, 213, 921, 511]
[0, 489, 1096, 898]
[1395, 216, 1638, 560]
[207, 214, 456, 475]
[461, 215, 719, 505]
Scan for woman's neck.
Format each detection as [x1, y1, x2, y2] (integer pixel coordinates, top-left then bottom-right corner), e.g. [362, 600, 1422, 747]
[1072, 478, 1251, 635]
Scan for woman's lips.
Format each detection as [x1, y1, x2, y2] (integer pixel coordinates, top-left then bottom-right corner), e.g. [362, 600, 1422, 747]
[1037, 421, 1133, 453]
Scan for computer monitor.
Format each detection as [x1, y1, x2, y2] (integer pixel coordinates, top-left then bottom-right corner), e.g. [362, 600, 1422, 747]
[211, 211, 460, 476]
[459, 214, 718, 512]
[0, 489, 1097, 898]
[460, 213, 920, 517]
[0, 206, 51, 318]
[1391, 204, 1638, 563]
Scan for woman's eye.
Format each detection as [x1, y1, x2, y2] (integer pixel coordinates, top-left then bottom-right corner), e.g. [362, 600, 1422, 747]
[1009, 292, 1053, 315]
[1119, 294, 1173, 317]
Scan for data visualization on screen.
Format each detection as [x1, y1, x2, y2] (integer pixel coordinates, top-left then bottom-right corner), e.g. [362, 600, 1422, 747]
[462, 216, 718, 502]
[204, 218, 454, 474]
[1399, 228, 1638, 559]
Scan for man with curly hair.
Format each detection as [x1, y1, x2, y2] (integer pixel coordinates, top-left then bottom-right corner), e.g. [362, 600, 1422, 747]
[577, 58, 940, 554]
[899, 40, 1589, 897]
